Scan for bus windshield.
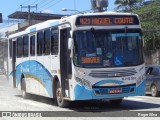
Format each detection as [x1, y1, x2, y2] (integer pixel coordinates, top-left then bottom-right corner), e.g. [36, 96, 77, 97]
[73, 29, 144, 68]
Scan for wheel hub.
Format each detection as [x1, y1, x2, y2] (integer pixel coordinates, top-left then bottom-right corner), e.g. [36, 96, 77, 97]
[152, 86, 156, 95]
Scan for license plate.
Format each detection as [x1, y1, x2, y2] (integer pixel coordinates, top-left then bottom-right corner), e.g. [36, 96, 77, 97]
[108, 88, 122, 94]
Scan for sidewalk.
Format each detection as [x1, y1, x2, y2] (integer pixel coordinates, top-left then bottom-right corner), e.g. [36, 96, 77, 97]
[0, 75, 8, 86]
[0, 75, 21, 97]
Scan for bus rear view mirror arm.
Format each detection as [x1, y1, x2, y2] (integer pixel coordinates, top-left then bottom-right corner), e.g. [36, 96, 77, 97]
[68, 38, 74, 58]
[68, 38, 73, 50]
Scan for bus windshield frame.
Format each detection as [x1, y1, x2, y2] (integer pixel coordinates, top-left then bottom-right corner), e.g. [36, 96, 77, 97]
[73, 29, 144, 68]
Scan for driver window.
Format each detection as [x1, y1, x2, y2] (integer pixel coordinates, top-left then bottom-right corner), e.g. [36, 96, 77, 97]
[146, 67, 153, 75]
[152, 67, 159, 76]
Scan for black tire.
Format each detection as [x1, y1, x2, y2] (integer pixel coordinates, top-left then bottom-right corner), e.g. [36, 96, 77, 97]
[109, 99, 123, 105]
[151, 85, 160, 97]
[55, 82, 70, 108]
[21, 78, 30, 99]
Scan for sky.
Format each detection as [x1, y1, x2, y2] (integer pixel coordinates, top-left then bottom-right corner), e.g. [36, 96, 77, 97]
[0, 0, 116, 19]
[0, 0, 116, 36]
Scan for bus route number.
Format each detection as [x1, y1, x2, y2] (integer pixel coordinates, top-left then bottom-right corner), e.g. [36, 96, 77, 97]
[80, 18, 91, 25]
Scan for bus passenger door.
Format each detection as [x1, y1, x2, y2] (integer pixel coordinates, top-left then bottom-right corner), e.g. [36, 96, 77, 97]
[12, 41, 16, 88]
[60, 28, 72, 98]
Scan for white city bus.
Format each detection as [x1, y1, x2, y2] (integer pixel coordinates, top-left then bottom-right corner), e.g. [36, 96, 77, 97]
[8, 12, 145, 107]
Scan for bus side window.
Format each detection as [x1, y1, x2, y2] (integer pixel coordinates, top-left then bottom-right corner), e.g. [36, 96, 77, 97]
[23, 35, 29, 57]
[37, 31, 43, 56]
[51, 28, 59, 55]
[44, 29, 50, 55]
[17, 37, 23, 58]
[30, 35, 35, 56]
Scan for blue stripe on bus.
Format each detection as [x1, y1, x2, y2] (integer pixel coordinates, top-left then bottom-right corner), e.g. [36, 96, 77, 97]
[74, 80, 146, 100]
[15, 60, 53, 97]
[93, 80, 124, 86]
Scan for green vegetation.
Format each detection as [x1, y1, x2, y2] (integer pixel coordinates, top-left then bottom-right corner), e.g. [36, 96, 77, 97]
[135, 1, 160, 50]
[114, 0, 160, 50]
[114, 0, 144, 11]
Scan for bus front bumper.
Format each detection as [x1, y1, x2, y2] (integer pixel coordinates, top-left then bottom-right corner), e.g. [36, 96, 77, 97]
[73, 80, 146, 100]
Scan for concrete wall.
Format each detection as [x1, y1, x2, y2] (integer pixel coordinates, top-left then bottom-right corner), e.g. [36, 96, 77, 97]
[144, 50, 160, 65]
[0, 39, 8, 72]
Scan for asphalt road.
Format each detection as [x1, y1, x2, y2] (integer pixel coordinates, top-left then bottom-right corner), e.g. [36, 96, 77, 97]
[0, 75, 160, 118]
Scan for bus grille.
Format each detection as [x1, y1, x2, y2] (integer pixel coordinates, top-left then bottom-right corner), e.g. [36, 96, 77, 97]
[89, 69, 137, 78]
[94, 84, 136, 95]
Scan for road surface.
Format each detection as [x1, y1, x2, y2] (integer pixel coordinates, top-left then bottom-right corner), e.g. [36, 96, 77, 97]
[0, 75, 160, 119]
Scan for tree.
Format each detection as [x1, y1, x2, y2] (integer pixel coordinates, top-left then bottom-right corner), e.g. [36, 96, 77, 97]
[135, 0, 160, 50]
[114, 0, 160, 50]
[114, 0, 144, 11]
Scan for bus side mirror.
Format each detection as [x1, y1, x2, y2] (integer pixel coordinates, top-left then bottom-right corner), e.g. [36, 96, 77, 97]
[68, 38, 73, 58]
[68, 38, 73, 50]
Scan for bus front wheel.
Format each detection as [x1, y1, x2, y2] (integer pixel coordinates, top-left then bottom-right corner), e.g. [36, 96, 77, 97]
[151, 85, 160, 97]
[55, 82, 70, 108]
[109, 99, 123, 105]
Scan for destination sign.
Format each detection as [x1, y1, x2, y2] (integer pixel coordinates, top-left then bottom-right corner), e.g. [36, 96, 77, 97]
[76, 15, 139, 26]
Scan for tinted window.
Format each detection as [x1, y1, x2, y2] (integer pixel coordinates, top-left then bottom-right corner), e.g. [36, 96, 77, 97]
[152, 67, 159, 75]
[17, 37, 23, 57]
[146, 67, 153, 75]
[23, 35, 29, 57]
[44, 29, 50, 55]
[51, 28, 59, 54]
[146, 67, 159, 75]
[30, 35, 35, 56]
[37, 31, 43, 56]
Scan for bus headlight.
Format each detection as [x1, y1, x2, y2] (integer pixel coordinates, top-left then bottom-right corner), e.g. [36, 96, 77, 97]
[75, 77, 92, 89]
[136, 74, 145, 86]
[75, 77, 83, 85]
[83, 79, 92, 89]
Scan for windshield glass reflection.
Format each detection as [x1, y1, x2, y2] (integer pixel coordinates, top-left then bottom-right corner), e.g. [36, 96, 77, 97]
[73, 29, 143, 68]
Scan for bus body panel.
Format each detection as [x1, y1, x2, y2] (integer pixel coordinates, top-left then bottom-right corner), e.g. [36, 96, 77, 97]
[71, 64, 145, 100]
[73, 80, 145, 100]
[14, 59, 57, 98]
[8, 12, 145, 102]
